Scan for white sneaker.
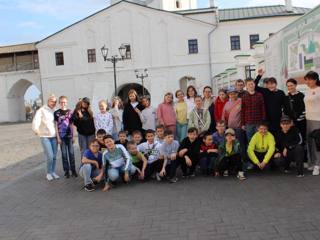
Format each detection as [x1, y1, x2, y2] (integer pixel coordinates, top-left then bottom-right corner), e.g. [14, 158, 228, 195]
[308, 165, 314, 171]
[156, 173, 162, 181]
[51, 173, 60, 179]
[223, 170, 229, 177]
[237, 171, 246, 181]
[312, 166, 319, 176]
[46, 174, 54, 181]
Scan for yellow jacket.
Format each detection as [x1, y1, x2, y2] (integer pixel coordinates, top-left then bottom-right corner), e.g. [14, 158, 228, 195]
[247, 132, 275, 164]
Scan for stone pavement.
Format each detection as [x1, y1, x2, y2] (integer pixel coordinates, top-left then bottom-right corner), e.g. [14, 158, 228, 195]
[1, 123, 320, 240]
[1, 168, 320, 240]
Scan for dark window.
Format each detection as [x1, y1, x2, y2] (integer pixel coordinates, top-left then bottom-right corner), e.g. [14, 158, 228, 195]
[269, 33, 274, 37]
[123, 44, 131, 59]
[55, 52, 64, 66]
[87, 49, 96, 63]
[245, 65, 256, 79]
[250, 34, 260, 49]
[176, 0, 181, 8]
[188, 39, 198, 54]
[230, 36, 240, 50]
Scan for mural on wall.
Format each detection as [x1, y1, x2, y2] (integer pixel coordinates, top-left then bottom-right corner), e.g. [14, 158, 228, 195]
[287, 32, 320, 75]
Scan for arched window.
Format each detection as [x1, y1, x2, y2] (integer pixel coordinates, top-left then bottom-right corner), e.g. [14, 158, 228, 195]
[176, 0, 181, 9]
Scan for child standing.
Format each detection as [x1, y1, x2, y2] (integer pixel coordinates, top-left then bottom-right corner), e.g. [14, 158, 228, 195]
[157, 92, 177, 136]
[139, 96, 156, 131]
[159, 130, 180, 183]
[54, 95, 77, 178]
[188, 96, 211, 133]
[102, 135, 137, 191]
[138, 129, 163, 180]
[178, 127, 201, 178]
[216, 128, 246, 180]
[127, 141, 148, 180]
[175, 90, 188, 142]
[199, 132, 218, 176]
[94, 100, 113, 135]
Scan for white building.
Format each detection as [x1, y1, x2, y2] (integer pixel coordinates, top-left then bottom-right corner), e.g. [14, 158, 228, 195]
[0, 0, 310, 122]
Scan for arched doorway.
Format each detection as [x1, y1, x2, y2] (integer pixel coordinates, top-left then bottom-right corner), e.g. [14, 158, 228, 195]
[7, 79, 42, 122]
[117, 83, 150, 104]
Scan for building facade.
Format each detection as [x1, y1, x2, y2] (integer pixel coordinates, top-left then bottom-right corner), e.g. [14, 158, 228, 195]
[0, 0, 311, 122]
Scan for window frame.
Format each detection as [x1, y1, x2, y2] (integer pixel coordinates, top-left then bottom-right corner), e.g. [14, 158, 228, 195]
[230, 35, 241, 51]
[55, 52, 64, 66]
[188, 39, 198, 54]
[87, 49, 96, 63]
[249, 34, 260, 49]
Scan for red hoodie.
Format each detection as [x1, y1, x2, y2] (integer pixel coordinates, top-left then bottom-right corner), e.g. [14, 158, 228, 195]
[214, 97, 228, 122]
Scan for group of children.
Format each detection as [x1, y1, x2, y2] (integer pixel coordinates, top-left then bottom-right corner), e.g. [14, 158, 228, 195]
[79, 114, 304, 192]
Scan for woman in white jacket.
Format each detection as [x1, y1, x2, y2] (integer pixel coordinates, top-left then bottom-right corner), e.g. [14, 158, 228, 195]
[32, 94, 59, 181]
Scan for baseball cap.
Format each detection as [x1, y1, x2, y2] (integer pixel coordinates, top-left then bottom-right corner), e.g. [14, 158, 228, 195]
[225, 128, 235, 136]
[280, 115, 292, 123]
[227, 87, 237, 94]
[82, 97, 90, 105]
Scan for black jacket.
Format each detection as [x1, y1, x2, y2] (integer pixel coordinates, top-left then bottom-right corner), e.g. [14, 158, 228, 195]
[284, 92, 306, 122]
[123, 102, 144, 135]
[72, 109, 95, 136]
[178, 137, 201, 160]
[276, 127, 303, 152]
[255, 75, 286, 131]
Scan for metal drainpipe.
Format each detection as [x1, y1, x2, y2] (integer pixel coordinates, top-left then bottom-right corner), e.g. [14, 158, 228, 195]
[208, 8, 219, 94]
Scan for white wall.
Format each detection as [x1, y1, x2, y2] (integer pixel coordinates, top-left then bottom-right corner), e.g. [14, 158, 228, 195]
[212, 16, 303, 76]
[37, 1, 212, 110]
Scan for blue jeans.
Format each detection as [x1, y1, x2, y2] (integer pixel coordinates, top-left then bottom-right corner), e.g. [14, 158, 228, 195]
[40, 137, 58, 174]
[78, 134, 95, 156]
[60, 137, 76, 172]
[79, 164, 100, 185]
[176, 122, 188, 142]
[106, 164, 136, 183]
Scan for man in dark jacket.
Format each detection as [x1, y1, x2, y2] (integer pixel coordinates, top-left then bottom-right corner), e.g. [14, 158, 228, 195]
[255, 69, 286, 135]
[275, 116, 304, 177]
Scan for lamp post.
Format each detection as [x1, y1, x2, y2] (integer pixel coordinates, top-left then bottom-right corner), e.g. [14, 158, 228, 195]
[101, 44, 127, 96]
[134, 69, 148, 96]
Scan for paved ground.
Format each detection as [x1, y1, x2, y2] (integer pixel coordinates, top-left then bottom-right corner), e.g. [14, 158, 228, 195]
[1, 123, 320, 240]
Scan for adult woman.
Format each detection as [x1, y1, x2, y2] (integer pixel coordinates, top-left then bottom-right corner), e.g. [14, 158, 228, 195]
[284, 78, 306, 141]
[32, 94, 59, 181]
[123, 89, 144, 135]
[72, 97, 96, 156]
[175, 90, 188, 142]
[109, 97, 124, 140]
[214, 88, 228, 122]
[304, 71, 320, 175]
[157, 92, 177, 136]
[185, 85, 197, 119]
[202, 86, 214, 110]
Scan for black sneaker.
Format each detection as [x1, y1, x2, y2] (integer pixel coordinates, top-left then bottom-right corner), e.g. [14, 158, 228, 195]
[64, 171, 70, 179]
[71, 171, 78, 178]
[84, 184, 95, 192]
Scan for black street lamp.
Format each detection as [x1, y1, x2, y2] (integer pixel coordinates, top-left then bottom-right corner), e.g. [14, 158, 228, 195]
[134, 68, 148, 96]
[101, 44, 127, 96]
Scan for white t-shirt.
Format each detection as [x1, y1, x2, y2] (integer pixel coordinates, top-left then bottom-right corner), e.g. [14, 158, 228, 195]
[304, 87, 320, 121]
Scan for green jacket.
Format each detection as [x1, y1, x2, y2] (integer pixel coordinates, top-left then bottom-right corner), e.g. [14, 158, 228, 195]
[188, 108, 211, 133]
[216, 139, 241, 166]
